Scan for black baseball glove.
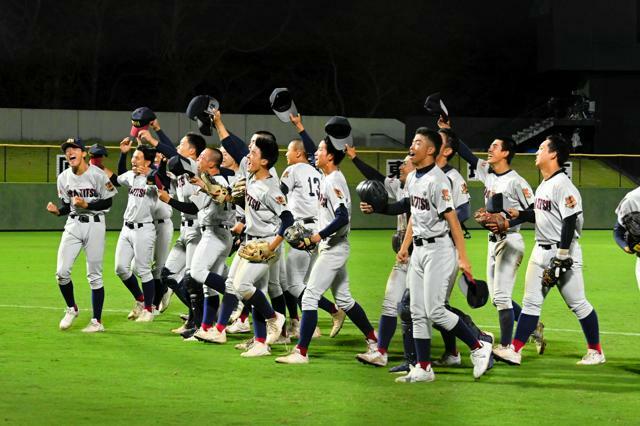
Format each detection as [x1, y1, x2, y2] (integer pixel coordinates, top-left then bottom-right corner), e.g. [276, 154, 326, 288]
[622, 212, 640, 254]
[284, 222, 316, 251]
[541, 256, 573, 288]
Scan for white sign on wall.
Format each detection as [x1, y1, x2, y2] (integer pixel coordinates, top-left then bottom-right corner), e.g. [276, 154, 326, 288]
[56, 155, 69, 176]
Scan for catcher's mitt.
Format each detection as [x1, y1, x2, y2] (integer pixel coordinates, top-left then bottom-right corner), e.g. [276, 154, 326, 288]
[541, 256, 573, 288]
[238, 240, 275, 263]
[284, 222, 316, 251]
[622, 211, 640, 253]
[474, 208, 509, 234]
[230, 178, 246, 208]
[200, 173, 230, 204]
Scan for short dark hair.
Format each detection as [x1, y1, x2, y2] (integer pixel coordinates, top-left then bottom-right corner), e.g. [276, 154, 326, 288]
[546, 134, 570, 167]
[438, 128, 458, 161]
[254, 130, 276, 144]
[415, 126, 442, 158]
[136, 144, 156, 162]
[495, 136, 516, 164]
[324, 136, 346, 165]
[209, 147, 223, 168]
[185, 132, 207, 156]
[254, 136, 279, 168]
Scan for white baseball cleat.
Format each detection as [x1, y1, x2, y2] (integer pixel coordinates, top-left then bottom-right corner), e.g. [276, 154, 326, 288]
[135, 309, 154, 323]
[229, 302, 244, 324]
[492, 344, 522, 365]
[366, 338, 378, 353]
[395, 365, 435, 383]
[329, 308, 346, 338]
[59, 306, 79, 330]
[152, 308, 161, 317]
[275, 347, 309, 364]
[312, 326, 322, 339]
[81, 318, 104, 333]
[194, 327, 226, 344]
[158, 289, 173, 313]
[240, 341, 271, 357]
[235, 337, 254, 351]
[577, 349, 606, 365]
[531, 322, 546, 355]
[265, 312, 286, 345]
[227, 318, 251, 334]
[183, 335, 199, 342]
[288, 318, 301, 338]
[171, 322, 189, 334]
[127, 301, 144, 320]
[356, 349, 388, 367]
[470, 341, 492, 378]
[433, 352, 462, 366]
[273, 334, 292, 345]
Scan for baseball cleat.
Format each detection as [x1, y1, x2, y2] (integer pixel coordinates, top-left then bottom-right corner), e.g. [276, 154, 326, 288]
[227, 318, 251, 334]
[288, 318, 301, 338]
[179, 313, 189, 321]
[135, 309, 154, 322]
[530, 322, 546, 355]
[389, 362, 412, 374]
[265, 312, 286, 345]
[273, 334, 292, 345]
[329, 308, 346, 338]
[229, 302, 244, 324]
[240, 341, 271, 357]
[194, 327, 226, 344]
[395, 365, 435, 383]
[356, 350, 388, 367]
[492, 344, 521, 365]
[183, 335, 199, 342]
[127, 301, 144, 320]
[235, 337, 255, 351]
[312, 326, 322, 339]
[59, 306, 79, 330]
[158, 289, 173, 313]
[470, 341, 492, 379]
[366, 338, 378, 353]
[81, 318, 104, 333]
[433, 352, 462, 366]
[171, 322, 189, 334]
[576, 349, 606, 365]
[275, 347, 309, 364]
[152, 308, 161, 317]
[180, 327, 197, 339]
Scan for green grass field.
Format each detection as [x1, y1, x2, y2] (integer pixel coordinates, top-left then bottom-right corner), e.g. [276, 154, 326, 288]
[0, 230, 638, 425]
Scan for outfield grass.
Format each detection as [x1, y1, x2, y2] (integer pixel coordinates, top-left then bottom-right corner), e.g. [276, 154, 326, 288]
[0, 230, 638, 425]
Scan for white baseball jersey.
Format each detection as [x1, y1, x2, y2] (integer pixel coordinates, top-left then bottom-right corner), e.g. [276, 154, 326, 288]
[405, 165, 454, 239]
[151, 198, 173, 221]
[117, 171, 158, 223]
[318, 170, 351, 238]
[280, 163, 321, 220]
[474, 160, 535, 232]
[533, 171, 583, 244]
[171, 173, 200, 221]
[245, 175, 287, 236]
[443, 166, 471, 209]
[615, 187, 640, 224]
[57, 165, 117, 215]
[384, 177, 408, 232]
[190, 175, 235, 227]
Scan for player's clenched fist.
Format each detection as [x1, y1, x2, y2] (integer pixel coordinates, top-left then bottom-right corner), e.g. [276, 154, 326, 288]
[120, 137, 133, 153]
[360, 202, 374, 214]
[157, 188, 171, 203]
[46, 202, 60, 215]
[72, 196, 88, 209]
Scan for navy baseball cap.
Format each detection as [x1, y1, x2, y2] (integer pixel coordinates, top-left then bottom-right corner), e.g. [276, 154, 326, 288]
[324, 116, 353, 150]
[61, 137, 86, 152]
[424, 92, 449, 121]
[458, 272, 489, 309]
[166, 154, 196, 179]
[186, 95, 219, 120]
[269, 88, 298, 123]
[131, 107, 156, 137]
[89, 143, 108, 157]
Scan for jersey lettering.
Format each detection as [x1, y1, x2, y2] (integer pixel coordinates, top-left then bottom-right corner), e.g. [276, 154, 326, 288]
[411, 195, 430, 210]
[129, 187, 146, 197]
[246, 193, 262, 210]
[535, 198, 552, 211]
[67, 188, 98, 198]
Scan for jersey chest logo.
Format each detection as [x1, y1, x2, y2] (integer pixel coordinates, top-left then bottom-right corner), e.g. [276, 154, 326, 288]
[246, 193, 262, 210]
[129, 187, 146, 197]
[410, 195, 430, 211]
[67, 188, 98, 198]
[535, 198, 552, 211]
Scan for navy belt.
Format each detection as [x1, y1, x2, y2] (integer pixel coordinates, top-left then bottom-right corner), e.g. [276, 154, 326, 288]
[71, 214, 100, 223]
[489, 233, 506, 243]
[125, 222, 146, 229]
[181, 219, 195, 227]
[246, 234, 269, 241]
[155, 219, 166, 224]
[539, 243, 558, 250]
[413, 235, 443, 246]
[201, 224, 231, 232]
[302, 218, 316, 224]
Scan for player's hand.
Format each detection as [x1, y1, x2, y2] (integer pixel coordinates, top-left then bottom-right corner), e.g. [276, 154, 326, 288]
[231, 222, 245, 234]
[290, 113, 304, 131]
[72, 196, 88, 209]
[458, 256, 472, 276]
[506, 208, 519, 218]
[487, 220, 509, 234]
[345, 144, 357, 159]
[396, 247, 410, 264]
[120, 137, 133, 153]
[137, 129, 158, 146]
[360, 202, 374, 214]
[212, 109, 222, 125]
[190, 176, 206, 190]
[158, 189, 171, 203]
[437, 115, 451, 129]
[149, 119, 161, 131]
[46, 202, 60, 216]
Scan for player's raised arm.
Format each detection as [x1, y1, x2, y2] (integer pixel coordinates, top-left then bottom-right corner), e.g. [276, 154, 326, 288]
[213, 110, 249, 165]
[290, 113, 317, 165]
[345, 144, 385, 182]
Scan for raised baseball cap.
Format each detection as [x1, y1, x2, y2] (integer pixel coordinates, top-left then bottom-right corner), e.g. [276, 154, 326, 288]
[166, 154, 197, 179]
[458, 272, 489, 309]
[324, 116, 353, 150]
[424, 92, 449, 122]
[61, 137, 86, 152]
[89, 143, 108, 157]
[186, 95, 219, 136]
[130, 106, 156, 137]
[269, 88, 298, 123]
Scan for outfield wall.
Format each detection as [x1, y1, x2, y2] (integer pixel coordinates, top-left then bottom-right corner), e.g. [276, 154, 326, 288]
[0, 184, 625, 231]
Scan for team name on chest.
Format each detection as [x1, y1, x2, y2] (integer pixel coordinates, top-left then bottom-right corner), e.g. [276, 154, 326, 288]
[67, 188, 98, 198]
[410, 195, 430, 211]
[246, 193, 261, 210]
[535, 198, 552, 211]
[319, 193, 328, 208]
[129, 187, 146, 197]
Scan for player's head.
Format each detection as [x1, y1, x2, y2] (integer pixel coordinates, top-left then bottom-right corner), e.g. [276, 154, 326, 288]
[537, 134, 570, 169]
[220, 146, 238, 169]
[286, 139, 307, 165]
[247, 136, 279, 173]
[132, 144, 156, 174]
[410, 127, 441, 166]
[437, 128, 458, 163]
[197, 147, 223, 173]
[249, 130, 276, 149]
[399, 154, 415, 184]
[315, 136, 345, 169]
[488, 137, 516, 165]
[177, 132, 206, 159]
[61, 138, 87, 169]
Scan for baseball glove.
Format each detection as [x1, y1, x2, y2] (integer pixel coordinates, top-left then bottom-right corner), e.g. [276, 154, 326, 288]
[238, 240, 275, 263]
[200, 173, 230, 204]
[230, 178, 246, 207]
[541, 256, 573, 288]
[284, 222, 317, 251]
[474, 208, 509, 234]
[622, 211, 640, 253]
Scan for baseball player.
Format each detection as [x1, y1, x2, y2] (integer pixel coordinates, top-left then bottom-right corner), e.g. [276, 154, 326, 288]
[113, 142, 160, 323]
[275, 135, 379, 365]
[499, 135, 605, 365]
[440, 119, 547, 357]
[47, 138, 117, 332]
[361, 127, 492, 383]
[613, 186, 640, 289]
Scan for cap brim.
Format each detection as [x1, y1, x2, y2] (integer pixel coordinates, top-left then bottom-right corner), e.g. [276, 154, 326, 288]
[328, 134, 353, 150]
[61, 142, 83, 152]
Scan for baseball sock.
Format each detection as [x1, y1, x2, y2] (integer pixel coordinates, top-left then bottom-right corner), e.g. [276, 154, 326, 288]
[165, 277, 190, 308]
[297, 310, 318, 354]
[346, 302, 376, 341]
[58, 281, 76, 308]
[579, 309, 602, 353]
[215, 293, 239, 332]
[401, 320, 416, 365]
[377, 315, 397, 353]
[414, 338, 432, 369]
[204, 272, 226, 294]
[319, 297, 339, 314]
[498, 308, 515, 346]
[153, 278, 167, 307]
[141, 280, 155, 311]
[239, 303, 251, 322]
[91, 287, 104, 321]
[512, 300, 522, 320]
[246, 290, 275, 319]
[451, 318, 481, 350]
[122, 275, 143, 301]
[270, 294, 287, 316]
[513, 313, 539, 352]
[284, 290, 300, 320]
[202, 295, 220, 329]
[439, 329, 458, 356]
[252, 307, 267, 343]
